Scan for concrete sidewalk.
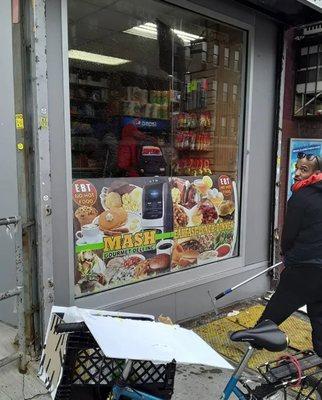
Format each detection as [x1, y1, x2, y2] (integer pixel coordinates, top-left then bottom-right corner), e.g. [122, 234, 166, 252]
[0, 362, 232, 400]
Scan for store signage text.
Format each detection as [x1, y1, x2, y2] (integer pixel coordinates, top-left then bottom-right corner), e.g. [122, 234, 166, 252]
[103, 230, 156, 252]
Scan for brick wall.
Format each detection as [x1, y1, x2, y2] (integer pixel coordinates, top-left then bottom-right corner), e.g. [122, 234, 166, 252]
[278, 28, 322, 239]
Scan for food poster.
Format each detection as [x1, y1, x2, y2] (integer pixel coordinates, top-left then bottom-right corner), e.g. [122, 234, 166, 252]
[170, 175, 237, 271]
[73, 177, 173, 297]
[72, 175, 238, 298]
[287, 138, 322, 200]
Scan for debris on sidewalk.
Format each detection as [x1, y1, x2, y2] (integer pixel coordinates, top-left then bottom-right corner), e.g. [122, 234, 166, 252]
[227, 310, 240, 317]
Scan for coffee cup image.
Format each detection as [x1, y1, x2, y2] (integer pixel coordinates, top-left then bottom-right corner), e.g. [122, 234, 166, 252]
[76, 223, 102, 244]
[156, 239, 174, 256]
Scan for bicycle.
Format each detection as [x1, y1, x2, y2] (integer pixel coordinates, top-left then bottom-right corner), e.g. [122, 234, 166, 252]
[55, 319, 322, 399]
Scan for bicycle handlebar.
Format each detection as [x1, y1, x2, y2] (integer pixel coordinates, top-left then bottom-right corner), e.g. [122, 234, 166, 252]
[55, 322, 88, 333]
[54, 314, 155, 334]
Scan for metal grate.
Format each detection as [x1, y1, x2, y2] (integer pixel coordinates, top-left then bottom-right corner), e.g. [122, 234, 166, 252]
[193, 304, 313, 370]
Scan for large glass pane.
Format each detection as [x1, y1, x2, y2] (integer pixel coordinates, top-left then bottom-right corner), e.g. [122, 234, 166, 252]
[68, 0, 247, 297]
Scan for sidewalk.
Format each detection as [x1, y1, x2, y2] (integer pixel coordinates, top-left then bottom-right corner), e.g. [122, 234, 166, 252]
[1, 298, 309, 400]
[0, 321, 49, 400]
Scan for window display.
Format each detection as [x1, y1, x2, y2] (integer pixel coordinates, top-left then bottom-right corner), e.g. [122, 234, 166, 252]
[68, 0, 246, 297]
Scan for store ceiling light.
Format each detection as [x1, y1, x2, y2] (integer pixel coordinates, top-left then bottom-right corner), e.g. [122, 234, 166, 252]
[124, 22, 202, 44]
[68, 50, 130, 66]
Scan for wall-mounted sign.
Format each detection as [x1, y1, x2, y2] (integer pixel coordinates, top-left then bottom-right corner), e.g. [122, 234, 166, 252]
[72, 175, 238, 298]
[287, 138, 322, 200]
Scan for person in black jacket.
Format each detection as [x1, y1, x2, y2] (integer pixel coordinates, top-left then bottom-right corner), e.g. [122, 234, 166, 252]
[258, 152, 322, 356]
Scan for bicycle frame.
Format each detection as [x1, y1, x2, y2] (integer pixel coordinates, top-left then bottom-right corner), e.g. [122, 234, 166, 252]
[111, 384, 163, 399]
[221, 346, 255, 400]
[110, 348, 255, 400]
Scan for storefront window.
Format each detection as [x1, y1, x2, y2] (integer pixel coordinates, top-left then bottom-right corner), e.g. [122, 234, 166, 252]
[68, 0, 247, 297]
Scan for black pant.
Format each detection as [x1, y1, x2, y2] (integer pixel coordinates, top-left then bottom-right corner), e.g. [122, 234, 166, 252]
[258, 265, 322, 357]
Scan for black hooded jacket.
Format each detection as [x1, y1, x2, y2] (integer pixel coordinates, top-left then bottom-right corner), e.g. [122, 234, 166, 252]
[282, 180, 322, 267]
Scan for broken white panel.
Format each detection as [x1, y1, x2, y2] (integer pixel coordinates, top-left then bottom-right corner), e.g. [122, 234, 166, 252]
[80, 311, 233, 370]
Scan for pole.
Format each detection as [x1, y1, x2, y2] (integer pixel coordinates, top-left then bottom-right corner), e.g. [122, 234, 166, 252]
[208, 262, 283, 314]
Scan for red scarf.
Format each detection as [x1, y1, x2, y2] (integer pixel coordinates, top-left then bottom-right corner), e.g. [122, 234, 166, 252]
[292, 172, 322, 192]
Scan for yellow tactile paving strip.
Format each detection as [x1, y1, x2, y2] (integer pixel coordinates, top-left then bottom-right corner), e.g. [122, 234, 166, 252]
[194, 304, 313, 370]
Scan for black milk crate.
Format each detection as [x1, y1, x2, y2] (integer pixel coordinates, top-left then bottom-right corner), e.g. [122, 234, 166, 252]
[55, 329, 176, 400]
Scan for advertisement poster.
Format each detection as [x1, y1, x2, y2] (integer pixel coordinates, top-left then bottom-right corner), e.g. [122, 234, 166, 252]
[287, 138, 322, 200]
[72, 175, 238, 298]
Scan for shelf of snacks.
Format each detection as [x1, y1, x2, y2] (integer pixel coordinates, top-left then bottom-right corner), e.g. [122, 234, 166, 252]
[176, 112, 213, 130]
[70, 81, 108, 100]
[174, 158, 213, 176]
[70, 81, 108, 90]
[70, 97, 109, 105]
[173, 110, 215, 175]
[69, 70, 108, 88]
[72, 167, 102, 172]
[174, 131, 213, 152]
[109, 87, 171, 121]
[70, 115, 108, 123]
[72, 157, 104, 173]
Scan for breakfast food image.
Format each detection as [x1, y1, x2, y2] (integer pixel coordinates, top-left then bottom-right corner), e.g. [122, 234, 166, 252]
[134, 254, 170, 277]
[219, 200, 235, 220]
[171, 187, 181, 203]
[76, 250, 107, 293]
[173, 204, 189, 227]
[216, 244, 231, 258]
[98, 207, 128, 232]
[197, 250, 218, 265]
[170, 176, 224, 229]
[148, 253, 170, 272]
[104, 192, 122, 208]
[191, 207, 203, 226]
[122, 186, 142, 212]
[124, 255, 143, 268]
[101, 184, 142, 213]
[210, 191, 224, 208]
[75, 206, 98, 227]
[198, 200, 218, 224]
[171, 242, 199, 268]
[171, 178, 199, 209]
[105, 254, 145, 285]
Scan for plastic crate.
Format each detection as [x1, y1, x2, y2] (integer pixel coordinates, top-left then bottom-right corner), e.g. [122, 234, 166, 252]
[55, 329, 176, 400]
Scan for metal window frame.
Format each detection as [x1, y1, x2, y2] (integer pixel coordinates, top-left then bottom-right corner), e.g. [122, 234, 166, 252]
[24, 0, 55, 334]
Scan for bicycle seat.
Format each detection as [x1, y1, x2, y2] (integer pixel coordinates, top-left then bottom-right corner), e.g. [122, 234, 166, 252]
[230, 319, 288, 352]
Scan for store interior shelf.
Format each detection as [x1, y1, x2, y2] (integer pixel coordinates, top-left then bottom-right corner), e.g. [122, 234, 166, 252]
[175, 148, 213, 153]
[71, 115, 108, 123]
[72, 167, 102, 172]
[70, 82, 108, 90]
[70, 97, 108, 105]
[111, 114, 170, 121]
